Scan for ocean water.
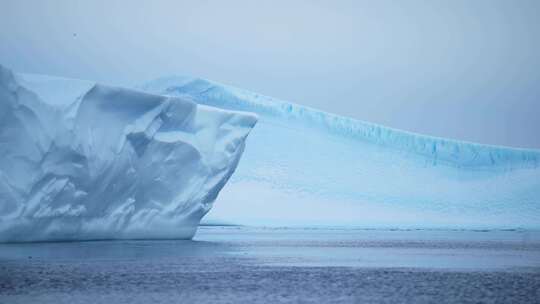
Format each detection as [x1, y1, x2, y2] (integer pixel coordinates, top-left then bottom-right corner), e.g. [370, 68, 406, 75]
[1, 226, 540, 303]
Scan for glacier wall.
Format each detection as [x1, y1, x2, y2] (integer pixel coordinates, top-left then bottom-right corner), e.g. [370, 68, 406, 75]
[0, 66, 256, 242]
[143, 77, 540, 229]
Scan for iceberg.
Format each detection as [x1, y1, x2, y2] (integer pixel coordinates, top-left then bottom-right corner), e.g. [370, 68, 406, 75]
[0, 66, 257, 242]
[143, 76, 540, 229]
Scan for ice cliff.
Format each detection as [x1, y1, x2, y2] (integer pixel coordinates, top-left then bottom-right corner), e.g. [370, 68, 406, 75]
[0, 66, 256, 242]
[143, 76, 540, 229]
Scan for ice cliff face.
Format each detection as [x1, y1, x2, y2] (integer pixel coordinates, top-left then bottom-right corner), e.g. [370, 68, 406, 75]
[143, 76, 540, 229]
[0, 66, 256, 242]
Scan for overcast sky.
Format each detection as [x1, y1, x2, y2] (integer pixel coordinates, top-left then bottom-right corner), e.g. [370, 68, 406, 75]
[1, 0, 539, 148]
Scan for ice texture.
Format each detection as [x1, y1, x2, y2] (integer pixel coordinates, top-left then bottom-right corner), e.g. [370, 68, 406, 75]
[0, 66, 256, 242]
[143, 77, 540, 229]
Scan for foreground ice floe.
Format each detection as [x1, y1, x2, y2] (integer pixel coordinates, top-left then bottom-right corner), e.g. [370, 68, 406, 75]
[0, 65, 256, 242]
[143, 76, 540, 229]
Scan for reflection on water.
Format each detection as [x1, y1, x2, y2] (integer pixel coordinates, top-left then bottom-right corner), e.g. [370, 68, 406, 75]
[1, 226, 540, 270]
[0, 239, 234, 261]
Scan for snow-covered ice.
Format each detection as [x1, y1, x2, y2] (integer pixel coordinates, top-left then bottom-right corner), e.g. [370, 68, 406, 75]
[0, 66, 257, 242]
[143, 76, 540, 229]
[1, 62, 538, 242]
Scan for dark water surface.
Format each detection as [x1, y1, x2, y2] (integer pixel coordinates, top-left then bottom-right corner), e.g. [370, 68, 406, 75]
[1, 227, 539, 303]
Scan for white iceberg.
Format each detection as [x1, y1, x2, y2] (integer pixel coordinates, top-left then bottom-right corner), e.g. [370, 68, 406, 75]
[0, 66, 256, 242]
[143, 76, 540, 229]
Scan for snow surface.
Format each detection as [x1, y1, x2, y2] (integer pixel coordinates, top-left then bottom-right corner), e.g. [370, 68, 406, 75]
[0, 66, 256, 242]
[143, 76, 540, 229]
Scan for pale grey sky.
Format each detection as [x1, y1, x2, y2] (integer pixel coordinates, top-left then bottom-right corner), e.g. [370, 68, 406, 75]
[1, 0, 539, 148]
